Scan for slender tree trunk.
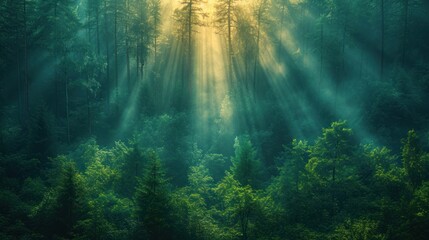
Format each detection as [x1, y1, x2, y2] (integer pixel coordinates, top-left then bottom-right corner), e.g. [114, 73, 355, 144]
[401, 0, 409, 68]
[227, 0, 232, 56]
[380, 0, 385, 81]
[114, 0, 119, 113]
[154, 2, 158, 65]
[125, 0, 130, 92]
[319, 20, 324, 88]
[15, 5, 22, 122]
[227, 0, 233, 90]
[341, 13, 348, 79]
[253, 6, 262, 94]
[139, 1, 144, 82]
[336, 10, 348, 111]
[187, 0, 193, 93]
[54, 3, 60, 118]
[96, 5, 100, 56]
[136, 43, 140, 81]
[279, 1, 285, 48]
[87, 2, 91, 42]
[64, 62, 70, 144]
[87, 76, 92, 136]
[104, 0, 111, 110]
[23, 0, 29, 116]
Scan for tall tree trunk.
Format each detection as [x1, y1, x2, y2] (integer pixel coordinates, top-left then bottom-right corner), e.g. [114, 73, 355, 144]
[253, 5, 262, 95]
[114, 0, 119, 113]
[136, 43, 140, 81]
[15, 5, 22, 123]
[227, 0, 232, 56]
[87, 1, 91, 42]
[125, 0, 131, 92]
[380, 0, 385, 81]
[96, 4, 100, 56]
[401, 0, 409, 68]
[23, 0, 29, 116]
[227, 0, 233, 89]
[64, 62, 70, 144]
[87, 77, 92, 136]
[54, 3, 60, 118]
[104, 0, 111, 111]
[187, 0, 193, 93]
[319, 20, 324, 89]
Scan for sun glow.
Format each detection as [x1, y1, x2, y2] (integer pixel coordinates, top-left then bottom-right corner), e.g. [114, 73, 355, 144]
[115, 0, 379, 145]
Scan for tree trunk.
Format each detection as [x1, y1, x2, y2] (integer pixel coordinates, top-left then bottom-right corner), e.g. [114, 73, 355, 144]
[96, 4, 100, 56]
[124, 0, 130, 92]
[319, 20, 324, 89]
[15, 5, 22, 123]
[253, 5, 262, 95]
[23, 0, 29, 116]
[380, 0, 385, 81]
[87, 77, 92, 136]
[104, 0, 111, 110]
[401, 0, 409, 68]
[65, 63, 70, 144]
[114, 0, 119, 113]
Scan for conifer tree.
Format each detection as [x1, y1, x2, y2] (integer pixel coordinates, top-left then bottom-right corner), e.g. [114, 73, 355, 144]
[135, 150, 172, 240]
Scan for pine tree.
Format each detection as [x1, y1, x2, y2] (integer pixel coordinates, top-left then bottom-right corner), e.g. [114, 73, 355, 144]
[135, 150, 172, 240]
[53, 163, 87, 238]
[402, 130, 424, 188]
[231, 136, 263, 188]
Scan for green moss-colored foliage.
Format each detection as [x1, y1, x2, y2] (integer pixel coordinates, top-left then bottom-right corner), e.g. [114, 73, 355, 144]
[231, 136, 264, 188]
[135, 150, 173, 240]
[2, 120, 429, 239]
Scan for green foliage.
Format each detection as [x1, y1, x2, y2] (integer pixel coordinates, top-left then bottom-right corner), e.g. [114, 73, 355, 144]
[27, 104, 56, 164]
[135, 150, 173, 240]
[31, 162, 88, 238]
[278, 139, 310, 192]
[402, 130, 425, 188]
[307, 121, 355, 183]
[331, 218, 386, 240]
[231, 136, 264, 188]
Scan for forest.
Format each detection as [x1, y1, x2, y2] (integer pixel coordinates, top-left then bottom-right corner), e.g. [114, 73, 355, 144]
[1, 0, 429, 239]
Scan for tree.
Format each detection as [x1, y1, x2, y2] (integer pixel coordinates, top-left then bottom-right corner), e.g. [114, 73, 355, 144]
[380, 0, 385, 81]
[31, 162, 87, 238]
[53, 163, 87, 238]
[27, 104, 55, 165]
[401, 130, 424, 188]
[306, 121, 355, 184]
[34, 0, 81, 143]
[149, 0, 162, 64]
[118, 143, 144, 198]
[174, 0, 207, 97]
[215, 172, 259, 240]
[277, 139, 309, 195]
[231, 136, 263, 188]
[215, 0, 239, 57]
[135, 150, 172, 240]
[251, 0, 271, 90]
